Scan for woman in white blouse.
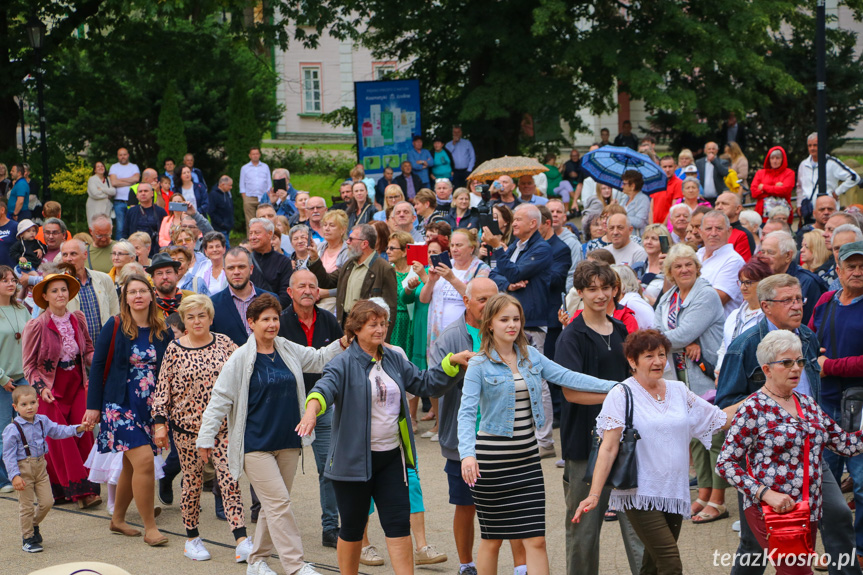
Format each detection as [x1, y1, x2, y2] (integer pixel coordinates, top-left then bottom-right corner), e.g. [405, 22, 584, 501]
[86, 161, 116, 224]
[714, 258, 772, 377]
[573, 329, 739, 575]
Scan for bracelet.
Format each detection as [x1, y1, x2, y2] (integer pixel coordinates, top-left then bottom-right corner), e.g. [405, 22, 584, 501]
[587, 493, 600, 500]
[154, 424, 167, 431]
[755, 485, 768, 501]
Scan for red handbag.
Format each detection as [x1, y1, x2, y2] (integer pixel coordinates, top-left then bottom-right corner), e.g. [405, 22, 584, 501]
[758, 395, 814, 558]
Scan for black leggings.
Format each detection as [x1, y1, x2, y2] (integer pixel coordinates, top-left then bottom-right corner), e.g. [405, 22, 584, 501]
[332, 448, 410, 542]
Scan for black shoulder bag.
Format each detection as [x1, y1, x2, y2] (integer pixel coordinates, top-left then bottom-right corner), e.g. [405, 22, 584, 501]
[582, 383, 640, 490]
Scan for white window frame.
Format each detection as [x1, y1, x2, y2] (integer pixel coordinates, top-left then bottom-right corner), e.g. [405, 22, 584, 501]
[300, 64, 322, 114]
[372, 61, 397, 80]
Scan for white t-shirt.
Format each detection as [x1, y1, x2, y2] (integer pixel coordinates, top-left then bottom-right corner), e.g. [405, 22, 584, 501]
[370, 362, 401, 451]
[620, 293, 655, 329]
[108, 162, 140, 201]
[697, 243, 744, 317]
[607, 241, 647, 267]
[703, 161, 716, 199]
[180, 184, 198, 211]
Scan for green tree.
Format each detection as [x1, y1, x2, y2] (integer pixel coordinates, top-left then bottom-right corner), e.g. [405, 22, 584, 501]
[225, 82, 260, 183]
[156, 82, 187, 167]
[43, 18, 281, 178]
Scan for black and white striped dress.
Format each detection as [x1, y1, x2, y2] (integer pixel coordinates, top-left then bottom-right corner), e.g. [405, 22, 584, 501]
[471, 374, 545, 540]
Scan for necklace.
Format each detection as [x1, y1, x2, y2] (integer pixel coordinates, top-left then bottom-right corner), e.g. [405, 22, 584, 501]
[597, 332, 611, 351]
[262, 350, 276, 362]
[764, 385, 793, 401]
[0, 306, 21, 342]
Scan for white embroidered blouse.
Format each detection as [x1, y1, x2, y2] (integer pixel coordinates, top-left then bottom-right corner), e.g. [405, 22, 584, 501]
[595, 377, 727, 517]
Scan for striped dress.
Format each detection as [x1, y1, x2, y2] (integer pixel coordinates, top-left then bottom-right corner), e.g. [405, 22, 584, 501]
[471, 374, 545, 540]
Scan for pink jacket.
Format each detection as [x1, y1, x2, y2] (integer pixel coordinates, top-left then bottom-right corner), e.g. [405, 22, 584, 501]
[22, 310, 94, 395]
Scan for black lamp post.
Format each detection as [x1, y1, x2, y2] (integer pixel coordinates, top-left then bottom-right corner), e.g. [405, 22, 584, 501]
[26, 16, 50, 202]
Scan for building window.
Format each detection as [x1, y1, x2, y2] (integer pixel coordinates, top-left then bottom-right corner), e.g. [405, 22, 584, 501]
[373, 62, 397, 80]
[301, 65, 322, 114]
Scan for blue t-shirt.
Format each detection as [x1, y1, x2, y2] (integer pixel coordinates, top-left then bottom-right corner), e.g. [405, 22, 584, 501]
[244, 352, 301, 452]
[7, 180, 29, 217]
[0, 219, 19, 268]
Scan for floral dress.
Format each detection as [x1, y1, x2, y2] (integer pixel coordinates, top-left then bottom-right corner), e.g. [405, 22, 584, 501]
[717, 391, 863, 523]
[98, 328, 158, 454]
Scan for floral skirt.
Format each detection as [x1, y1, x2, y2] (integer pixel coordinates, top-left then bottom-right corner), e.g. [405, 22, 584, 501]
[98, 376, 156, 454]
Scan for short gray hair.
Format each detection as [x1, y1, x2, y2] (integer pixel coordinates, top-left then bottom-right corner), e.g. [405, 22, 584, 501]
[43, 217, 67, 236]
[356, 223, 377, 247]
[394, 201, 416, 216]
[113, 240, 136, 258]
[739, 210, 761, 229]
[681, 177, 701, 191]
[756, 330, 803, 367]
[90, 213, 112, 228]
[611, 264, 641, 295]
[807, 132, 818, 143]
[515, 204, 541, 227]
[289, 224, 310, 240]
[249, 217, 274, 234]
[757, 274, 801, 303]
[669, 203, 693, 218]
[833, 223, 863, 243]
[289, 268, 318, 289]
[701, 210, 730, 229]
[764, 230, 797, 257]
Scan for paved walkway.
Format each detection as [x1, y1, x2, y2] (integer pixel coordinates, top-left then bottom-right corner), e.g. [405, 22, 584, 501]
[1, 421, 779, 574]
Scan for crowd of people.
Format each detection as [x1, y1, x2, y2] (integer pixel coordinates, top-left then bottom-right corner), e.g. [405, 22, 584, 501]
[2, 123, 863, 575]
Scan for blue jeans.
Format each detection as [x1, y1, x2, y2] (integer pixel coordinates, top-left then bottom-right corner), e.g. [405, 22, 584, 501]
[312, 409, 339, 532]
[113, 200, 127, 239]
[822, 398, 863, 558]
[0, 377, 27, 487]
[219, 231, 231, 249]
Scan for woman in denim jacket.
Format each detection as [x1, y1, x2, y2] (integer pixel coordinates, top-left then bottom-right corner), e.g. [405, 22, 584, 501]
[457, 293, 617, 575]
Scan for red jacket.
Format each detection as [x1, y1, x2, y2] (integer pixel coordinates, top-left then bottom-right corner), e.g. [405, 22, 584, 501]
[750, 146, 795, 222]
[652, 175, 683, 224]
[730, 228, 752, 262]
[571, 304, 639, 334]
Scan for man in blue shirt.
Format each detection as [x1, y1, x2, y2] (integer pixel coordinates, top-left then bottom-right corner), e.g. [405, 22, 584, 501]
[7, 164, 30, 221]
[446, 125, 476, 188]
[407, 136, 434, 186]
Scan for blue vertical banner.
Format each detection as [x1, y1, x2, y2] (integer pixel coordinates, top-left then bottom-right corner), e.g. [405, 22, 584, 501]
[355, 79, 422, 176]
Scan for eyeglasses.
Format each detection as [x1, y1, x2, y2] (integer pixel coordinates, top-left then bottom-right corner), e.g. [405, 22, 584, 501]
[737, 279, 756, 288]
[111, 251, 133, 257]
[765, 297, 807, 307]
[347, 237, 363, 243]
[44, 230, 63, 236]
[768, 358, 807, 369]
[386, 246, 402, 252]
[92, 233, 111, 239]
[126, 289, 151, 297]
[308, 206, 326, 211]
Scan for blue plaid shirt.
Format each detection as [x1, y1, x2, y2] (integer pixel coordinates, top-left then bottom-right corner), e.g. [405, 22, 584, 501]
[78, 272, 102, 341]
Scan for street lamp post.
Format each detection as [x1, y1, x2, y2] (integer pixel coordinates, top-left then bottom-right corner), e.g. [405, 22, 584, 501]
[26, 16, 50, 202]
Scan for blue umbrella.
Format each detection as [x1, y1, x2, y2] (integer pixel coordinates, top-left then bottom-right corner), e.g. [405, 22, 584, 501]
[580, 146, 667, 195]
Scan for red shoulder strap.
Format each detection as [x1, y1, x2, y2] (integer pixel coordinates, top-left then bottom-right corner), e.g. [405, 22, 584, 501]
[102, 316, 121, 387]
[794, 394, 810, 503]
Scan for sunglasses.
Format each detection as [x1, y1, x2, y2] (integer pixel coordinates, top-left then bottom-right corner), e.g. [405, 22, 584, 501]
[767, 358, 806, 369]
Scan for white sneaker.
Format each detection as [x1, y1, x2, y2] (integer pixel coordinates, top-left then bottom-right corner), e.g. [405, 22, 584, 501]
[421, 430, 434, 438]
[430, 433, 439, 442]
[236, 537, 254, 563]
[360, 544, 385, 566]
[184, 537, 211, 561]
[292, 564, 322, 575]
[247, 560, 278, 575]
[0, 483, 13, 493]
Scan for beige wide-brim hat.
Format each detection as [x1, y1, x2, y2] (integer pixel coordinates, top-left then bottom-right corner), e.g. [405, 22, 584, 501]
[32, 273, 81, 310]
[29, 562, 132, 575]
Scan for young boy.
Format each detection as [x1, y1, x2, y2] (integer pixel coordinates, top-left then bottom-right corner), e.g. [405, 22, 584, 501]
[1, 385, 93, 553]
[9, 219, 46, 273]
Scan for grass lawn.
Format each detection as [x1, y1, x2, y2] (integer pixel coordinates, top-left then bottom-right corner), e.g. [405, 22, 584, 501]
[292, 173, 346, 205]
[263, 142, 354, 151]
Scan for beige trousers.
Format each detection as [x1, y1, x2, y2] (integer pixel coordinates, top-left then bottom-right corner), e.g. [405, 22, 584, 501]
[244, 449, 304, 573]
[17, 455, 53, 539]
[242, 195, 259, 231]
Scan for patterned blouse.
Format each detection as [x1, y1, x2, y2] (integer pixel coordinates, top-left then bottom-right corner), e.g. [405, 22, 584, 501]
[717, 391, 863, 523]
[51, 312, 80, 362]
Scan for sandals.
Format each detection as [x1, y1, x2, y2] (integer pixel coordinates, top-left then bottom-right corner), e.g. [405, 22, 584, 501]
[604, 510, 619, 522]
[690, 498, 708, 515]
[693, 502, 729, 524]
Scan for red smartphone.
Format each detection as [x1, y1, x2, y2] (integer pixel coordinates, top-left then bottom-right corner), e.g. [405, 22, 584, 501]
[406, 244, 429, 267]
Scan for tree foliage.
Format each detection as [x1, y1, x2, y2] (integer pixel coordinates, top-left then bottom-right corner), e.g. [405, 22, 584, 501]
[156, 82, 187, 167]
[42, 18, 281, 178]
[225, 82, 261, 184]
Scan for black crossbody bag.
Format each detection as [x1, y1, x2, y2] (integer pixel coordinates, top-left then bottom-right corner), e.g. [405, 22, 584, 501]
[583, 383, 640, 490]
